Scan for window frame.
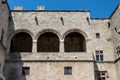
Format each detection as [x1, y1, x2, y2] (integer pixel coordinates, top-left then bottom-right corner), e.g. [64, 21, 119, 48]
[96, 33, 100, 38]
[64, 66, 72, 75]
[22, 66, 30, 75]
[95, 50, 104, 61]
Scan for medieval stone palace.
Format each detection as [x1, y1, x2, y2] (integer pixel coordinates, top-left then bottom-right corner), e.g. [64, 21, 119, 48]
[0, 0, 120, 80]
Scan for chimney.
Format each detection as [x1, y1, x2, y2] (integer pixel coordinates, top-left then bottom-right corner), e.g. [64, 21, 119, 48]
[14, 6, 23, 10]
[37, 6, 45, 10]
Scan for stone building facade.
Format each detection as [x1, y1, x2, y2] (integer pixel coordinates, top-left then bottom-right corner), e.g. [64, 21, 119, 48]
[0, 0, 120, 80]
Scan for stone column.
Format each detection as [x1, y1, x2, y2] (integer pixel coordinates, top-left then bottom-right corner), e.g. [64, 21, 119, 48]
[60, 39, 64, 52]
[32, 40, 37, 52]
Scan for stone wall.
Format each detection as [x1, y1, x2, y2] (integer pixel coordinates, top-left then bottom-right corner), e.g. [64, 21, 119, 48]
[110, 4, 120, 59]
[110, 4, 120, 80]
[91, 19, 114, 61]
[3, 3, 120, 80]
[4, 62, 95, 80]
[4, 10, 118, 80]
[7, 11, 115, 61]
[0, 0, 9, 79]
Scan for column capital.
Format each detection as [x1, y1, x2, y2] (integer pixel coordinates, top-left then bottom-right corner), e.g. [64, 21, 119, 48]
[33, 40, 37, 43]
[60, 39, 64, 42]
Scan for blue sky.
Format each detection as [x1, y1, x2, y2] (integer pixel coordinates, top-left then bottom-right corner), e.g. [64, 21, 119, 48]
[8, 0, 120, 18]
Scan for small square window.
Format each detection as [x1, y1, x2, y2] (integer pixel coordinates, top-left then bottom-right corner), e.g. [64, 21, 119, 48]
[100, 50, 103, 53]
[96, 33, 100, 38]
[95, 50, 99, 54]
[22, 67, 30, 75]
[64, 67, 72, 75]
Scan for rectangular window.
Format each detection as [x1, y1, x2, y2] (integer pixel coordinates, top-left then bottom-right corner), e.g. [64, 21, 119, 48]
[95, 71, 107, 80]
[64, 67, 72, 75]
[22, 67, 30, 75]
[95, 50, 103, 61]
[96, 33, 100, 38]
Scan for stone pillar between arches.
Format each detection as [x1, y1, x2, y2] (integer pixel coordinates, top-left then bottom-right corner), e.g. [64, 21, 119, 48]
[60, 39, 64, 53]
[32, 40, 37, 52]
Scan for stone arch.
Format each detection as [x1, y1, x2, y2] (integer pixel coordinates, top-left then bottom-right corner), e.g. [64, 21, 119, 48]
[37, 31, 60, 52]
[9, 29, 34, 40]
[35, 29, 61, 40]
[62, 29, 88, 40]
[63, 29, 87, 52]
[9, 30, 33, 52]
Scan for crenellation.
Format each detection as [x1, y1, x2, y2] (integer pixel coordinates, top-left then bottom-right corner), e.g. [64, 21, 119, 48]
[37, 6, 45, 10]
[14, 6, 24, 10]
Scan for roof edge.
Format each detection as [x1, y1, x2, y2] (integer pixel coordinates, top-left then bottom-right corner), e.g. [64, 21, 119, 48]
[91, 18, 109, 20]
[10, 10, 90, 12]
[109, 4, 120, 19]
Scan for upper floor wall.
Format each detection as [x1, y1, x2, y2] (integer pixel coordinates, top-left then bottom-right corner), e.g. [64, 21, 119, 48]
[110, 4, 120, 58]
[9, 11, 92, 39]
[7, 10, 115, 61]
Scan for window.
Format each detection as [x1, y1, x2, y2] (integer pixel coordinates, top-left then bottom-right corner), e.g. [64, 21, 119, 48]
[95, 71, 108, 80]
[22, 67, 30, 75]
[108, 22, 110, 29]
[96, 33, 100, 38]
[64, 67, 72, 75]
[95, 50, 103, 61]
[2, 1, 6, 4]
[118, 31, 120, 34]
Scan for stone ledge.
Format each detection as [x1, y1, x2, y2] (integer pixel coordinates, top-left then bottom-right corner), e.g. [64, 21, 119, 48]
[6, 52, 93, 61]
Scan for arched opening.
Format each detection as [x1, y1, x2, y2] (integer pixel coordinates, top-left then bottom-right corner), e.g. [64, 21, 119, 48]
[10, 32, 32, 52]
[37, 32, 59, 52]
[64, 32, 86, 52]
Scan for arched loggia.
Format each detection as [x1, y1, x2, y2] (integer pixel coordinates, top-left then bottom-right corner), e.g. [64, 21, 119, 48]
[37, 32, 59, 52]
[64, 32, 86, 52]
[10, 32, 32, 52]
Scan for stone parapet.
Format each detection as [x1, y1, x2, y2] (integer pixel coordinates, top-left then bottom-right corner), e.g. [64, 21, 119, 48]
[6, 52, 93, 61]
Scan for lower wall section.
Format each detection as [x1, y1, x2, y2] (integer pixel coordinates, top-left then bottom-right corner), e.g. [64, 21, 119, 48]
[94, 63, 118, 80]
[4, 61, 95, 80]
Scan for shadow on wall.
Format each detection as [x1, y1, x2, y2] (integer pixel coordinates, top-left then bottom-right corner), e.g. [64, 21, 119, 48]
[4, 14, 27, 80]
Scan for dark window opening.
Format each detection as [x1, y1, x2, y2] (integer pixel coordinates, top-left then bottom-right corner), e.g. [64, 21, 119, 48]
[96, 33, 100, 38]
[9, 16, 12, 21]
[10, 32, 32, 52]
[60, 17, 64, 25]
[22, 67, 30, 75]
[37, 32, 59, 52]
[87, 17, 90, 25]
[64, 67, 72, 75]
[118, 31, 120, 34]
[108, 22, 110, 29]
[115, 28, 117, 32]
[64, 32, 86, 52]
[35, 16, 39, 25]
